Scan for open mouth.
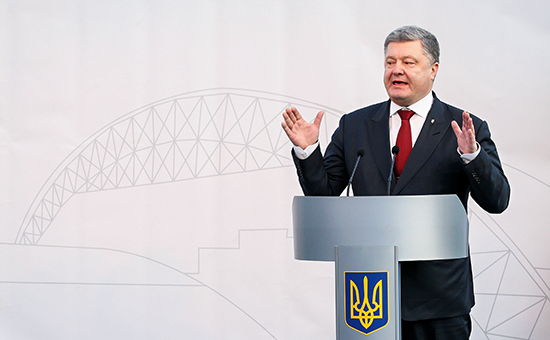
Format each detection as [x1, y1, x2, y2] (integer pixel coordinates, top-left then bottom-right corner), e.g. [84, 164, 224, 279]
[392, 80, 408, 86]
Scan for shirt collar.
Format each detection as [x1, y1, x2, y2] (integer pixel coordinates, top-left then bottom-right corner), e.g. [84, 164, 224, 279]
[389, 92, 434, 118]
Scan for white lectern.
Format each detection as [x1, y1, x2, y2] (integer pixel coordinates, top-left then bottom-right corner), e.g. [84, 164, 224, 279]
[292, 195, 468, 339]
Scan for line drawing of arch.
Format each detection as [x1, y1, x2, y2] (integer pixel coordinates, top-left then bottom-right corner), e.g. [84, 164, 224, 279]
[0, 239, 279, 339]
[469, 206, 549, 339]
[468, 163, 550, 339]
[11, 88, 549, 339]
[15, 88, 343, 245]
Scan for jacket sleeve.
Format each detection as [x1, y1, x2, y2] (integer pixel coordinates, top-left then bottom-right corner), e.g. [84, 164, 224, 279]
[291, 115, 350, 196]
[464, 119, 510, 213]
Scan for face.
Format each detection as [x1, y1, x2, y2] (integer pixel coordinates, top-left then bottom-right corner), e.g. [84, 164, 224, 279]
[384, 40, 439, 107]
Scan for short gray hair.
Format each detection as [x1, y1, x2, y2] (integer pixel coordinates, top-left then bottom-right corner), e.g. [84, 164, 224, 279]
[384, 26, 440, 65]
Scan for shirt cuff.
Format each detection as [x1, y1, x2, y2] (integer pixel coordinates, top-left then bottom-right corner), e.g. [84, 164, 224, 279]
[293, 142, 319, 160]
[458, 142, 481, 164]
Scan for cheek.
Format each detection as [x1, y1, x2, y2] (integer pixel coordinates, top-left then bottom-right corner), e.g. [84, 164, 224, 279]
[383, 70, 393, 83]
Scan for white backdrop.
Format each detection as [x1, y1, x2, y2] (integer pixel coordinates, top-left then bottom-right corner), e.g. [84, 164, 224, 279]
[1, 1, 549, 339]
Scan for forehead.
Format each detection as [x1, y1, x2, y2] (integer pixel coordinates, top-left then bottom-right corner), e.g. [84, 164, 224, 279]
[385, 40, 426, 59]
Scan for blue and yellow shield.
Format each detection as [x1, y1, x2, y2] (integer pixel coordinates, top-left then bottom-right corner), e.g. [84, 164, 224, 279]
[344, 271, 389, 335]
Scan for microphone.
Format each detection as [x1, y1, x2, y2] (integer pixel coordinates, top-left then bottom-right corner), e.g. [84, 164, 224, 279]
[346, 149, 365, 196]
[387, 146, 400, 195]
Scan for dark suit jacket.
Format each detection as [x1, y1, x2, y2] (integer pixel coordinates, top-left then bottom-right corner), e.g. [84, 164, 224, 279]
[292, 93, 510, 321]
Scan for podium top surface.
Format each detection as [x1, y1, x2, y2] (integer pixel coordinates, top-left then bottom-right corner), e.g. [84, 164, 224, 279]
[292, 195, 469, 262]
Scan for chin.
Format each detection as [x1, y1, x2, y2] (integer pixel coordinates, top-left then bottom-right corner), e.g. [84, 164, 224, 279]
[389, 90, 409, 101]
[389, 96, 409, 106]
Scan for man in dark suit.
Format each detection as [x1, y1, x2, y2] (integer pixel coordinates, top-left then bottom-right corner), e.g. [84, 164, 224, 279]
[281, 26, 510, 340]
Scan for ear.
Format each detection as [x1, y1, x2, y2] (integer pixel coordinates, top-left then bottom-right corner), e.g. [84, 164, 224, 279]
[431, 62, 439, 81]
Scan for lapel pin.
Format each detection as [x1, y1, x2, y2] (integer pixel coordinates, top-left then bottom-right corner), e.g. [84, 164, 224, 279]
[431, 119, 435, 124]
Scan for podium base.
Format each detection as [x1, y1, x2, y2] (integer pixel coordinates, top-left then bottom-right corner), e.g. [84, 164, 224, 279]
[335, 245, 400, 339]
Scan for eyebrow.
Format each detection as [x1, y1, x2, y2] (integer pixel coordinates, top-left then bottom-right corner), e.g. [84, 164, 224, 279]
[385, 55, 419, 62]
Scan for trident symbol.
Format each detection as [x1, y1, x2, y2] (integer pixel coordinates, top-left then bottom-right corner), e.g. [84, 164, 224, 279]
[350, 275, 384, 329]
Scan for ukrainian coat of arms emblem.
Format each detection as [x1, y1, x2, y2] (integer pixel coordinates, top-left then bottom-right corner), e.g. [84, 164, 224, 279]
[344, 271, 389, 335]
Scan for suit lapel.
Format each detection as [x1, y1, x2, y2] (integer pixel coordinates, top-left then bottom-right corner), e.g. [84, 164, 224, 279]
[365, 101, 392, 181]
[393, 97, 450, 194]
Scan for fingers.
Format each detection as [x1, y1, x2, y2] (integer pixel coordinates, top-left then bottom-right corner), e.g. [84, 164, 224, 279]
[282, 107, 297, 127]
[461, 111, 476, 143]
[281, 120, 291, 133]
[283, 107, 323, 128]
[453, 111, 478, 154]
[291, 106, 303, 121]
[282, 107, 299, 130]
[452, 112, 474, 135]
[284, 107, 302, 124]
[281, 107, 323, 149]
[462, 111, 475, 135]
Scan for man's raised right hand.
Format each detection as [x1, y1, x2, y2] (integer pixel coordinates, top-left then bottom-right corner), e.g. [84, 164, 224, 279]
[281, 107, 324, 150]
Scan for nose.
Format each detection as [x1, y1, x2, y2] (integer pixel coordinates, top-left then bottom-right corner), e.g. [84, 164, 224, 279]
[392, 61, 404, 75]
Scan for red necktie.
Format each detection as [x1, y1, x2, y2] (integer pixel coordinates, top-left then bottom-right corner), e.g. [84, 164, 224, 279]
[395, 109, 415, 177]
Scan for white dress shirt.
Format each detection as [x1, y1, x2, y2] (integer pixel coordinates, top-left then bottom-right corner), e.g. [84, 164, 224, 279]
[388, 92, 433, 150]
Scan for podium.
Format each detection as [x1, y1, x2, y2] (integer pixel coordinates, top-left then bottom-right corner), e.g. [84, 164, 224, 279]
[292, 195, 468, 339]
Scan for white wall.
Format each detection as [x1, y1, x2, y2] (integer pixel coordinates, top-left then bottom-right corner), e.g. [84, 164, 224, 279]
[1, 1, 549, 339]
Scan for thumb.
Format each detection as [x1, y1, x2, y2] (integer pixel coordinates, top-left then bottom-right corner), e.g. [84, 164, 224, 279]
[313, 111, 325, 128]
